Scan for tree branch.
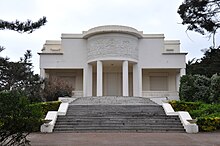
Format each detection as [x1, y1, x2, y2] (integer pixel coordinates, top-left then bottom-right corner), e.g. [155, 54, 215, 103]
[0, 17, 47, 33]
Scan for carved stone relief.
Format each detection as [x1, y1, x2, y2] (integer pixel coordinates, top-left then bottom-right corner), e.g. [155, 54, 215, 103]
[87, 35, 138, 61]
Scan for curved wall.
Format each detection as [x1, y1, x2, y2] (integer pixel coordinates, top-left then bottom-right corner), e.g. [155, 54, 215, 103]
[87, 33, 139, 62]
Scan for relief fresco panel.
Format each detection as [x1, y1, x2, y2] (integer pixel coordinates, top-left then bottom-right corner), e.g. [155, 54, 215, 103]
[87, 35, 138, 61]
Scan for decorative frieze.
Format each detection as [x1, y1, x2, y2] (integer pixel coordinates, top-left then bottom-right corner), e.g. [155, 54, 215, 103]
[87, 35, 138, 61]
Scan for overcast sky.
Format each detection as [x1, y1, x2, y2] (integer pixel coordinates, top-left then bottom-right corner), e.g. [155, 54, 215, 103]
[0, 0, 219, 74]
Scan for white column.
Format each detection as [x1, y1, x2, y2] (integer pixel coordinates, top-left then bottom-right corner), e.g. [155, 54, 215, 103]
[87, 64, 93, 96]
[139, 67, 142, 97]
[123, 60, 129, 96]
[133, 63, 142, 97]
[84, 64, 93, 97]
[83, 67, 87, 97]
[133, 64, 139, 96]
[97, 60, 103, 96]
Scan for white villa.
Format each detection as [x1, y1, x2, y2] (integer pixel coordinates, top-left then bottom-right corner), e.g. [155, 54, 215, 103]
[39, 25, 186, 101]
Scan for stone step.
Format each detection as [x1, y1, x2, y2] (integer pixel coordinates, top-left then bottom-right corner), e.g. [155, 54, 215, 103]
[66, 110, 165, 114]
[56, 116, 180, 120]
[58, 114, 179, 118]
[54, 129, 185, 133]
[55, 121, 182, 126]
[55, 118, 182, 125]
[56, 116, 181, 120]
[68, 105, 162, 108]
[70, 96, 158, 105]
[54, 99, 184, 132]
[54, 127, 185, 132]
[56, 123, 182, 129]
[57, 115, 180, 121]
[69, 104, 161, 108]
[67, 105, 165, 114]
[65, 113, 166, 117]
[68, 105, 163, 110]
[67, 109, 165, 112]
[56, 121, 181, 125]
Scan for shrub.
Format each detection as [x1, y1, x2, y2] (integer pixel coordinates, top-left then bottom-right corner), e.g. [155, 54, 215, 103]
[179, 75, 195, 101]
[193, 75, 210, 102]
[169, 100, 201, 113]
[170, 100, 220, 131]
[179, 74, 220, 104]
[29, 101, 61, 132]
[0, 91, 43, 145]
[179, 75, 211, 103]
[190, 104, 220, 118]
[210, 74, 220, 103]
[42, 77, 73, 101]
[197, 117, 220, 132]
[32, 101, 61, 116]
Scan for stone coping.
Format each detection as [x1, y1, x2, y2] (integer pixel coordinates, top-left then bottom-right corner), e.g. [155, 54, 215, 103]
[82, 25, 143, 38]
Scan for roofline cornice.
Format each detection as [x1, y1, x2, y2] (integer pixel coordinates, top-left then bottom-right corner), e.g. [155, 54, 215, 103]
[82, 25, 143, 39]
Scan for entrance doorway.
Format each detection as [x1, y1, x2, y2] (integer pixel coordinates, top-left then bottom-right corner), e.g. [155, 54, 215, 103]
[104, 73, 122, 96]
[91, 60, 133, 96]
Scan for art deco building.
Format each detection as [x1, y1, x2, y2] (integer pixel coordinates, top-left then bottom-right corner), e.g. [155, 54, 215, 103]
[39, 25, 186, 102]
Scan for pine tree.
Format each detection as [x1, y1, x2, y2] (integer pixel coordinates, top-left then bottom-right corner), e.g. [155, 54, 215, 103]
[178, 0, 220, 36]
[0, 17, 47, 145]
[186, 47, 220, 77]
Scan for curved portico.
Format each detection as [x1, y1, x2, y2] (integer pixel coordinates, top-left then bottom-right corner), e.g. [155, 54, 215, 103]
[84, 26, 140, 97]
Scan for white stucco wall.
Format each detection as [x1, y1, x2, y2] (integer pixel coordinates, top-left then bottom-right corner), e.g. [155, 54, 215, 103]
[138, 38, 186, 69]
[40, 38, 87, 69]
[61, 39, 87, 67]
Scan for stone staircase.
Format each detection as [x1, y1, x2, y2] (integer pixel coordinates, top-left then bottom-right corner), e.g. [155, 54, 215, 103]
[54, 97, 184, 132]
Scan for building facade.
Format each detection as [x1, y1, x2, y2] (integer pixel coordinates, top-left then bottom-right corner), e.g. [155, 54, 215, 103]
[39, 25, 186, 100]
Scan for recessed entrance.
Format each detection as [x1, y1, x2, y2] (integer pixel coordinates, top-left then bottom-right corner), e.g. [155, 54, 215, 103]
[92, 60, 133, 96]
[103, 61, 122, 96]
[104, 72, 122, 96]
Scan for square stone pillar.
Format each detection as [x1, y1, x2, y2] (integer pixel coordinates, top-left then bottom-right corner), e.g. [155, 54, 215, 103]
[123, 60, 129, 96]
[97, 60, 103, 96]
[40, 68, 45, 78]
[176, 68, 186, 92]
[180, 68, 186, 76]
[83, 64, 93, 97]
[176, 71, 180, 92]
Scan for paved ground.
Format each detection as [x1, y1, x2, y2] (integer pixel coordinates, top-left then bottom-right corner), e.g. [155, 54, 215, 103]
[71, 96, 157, 105]
[28, 132, 220, 146]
